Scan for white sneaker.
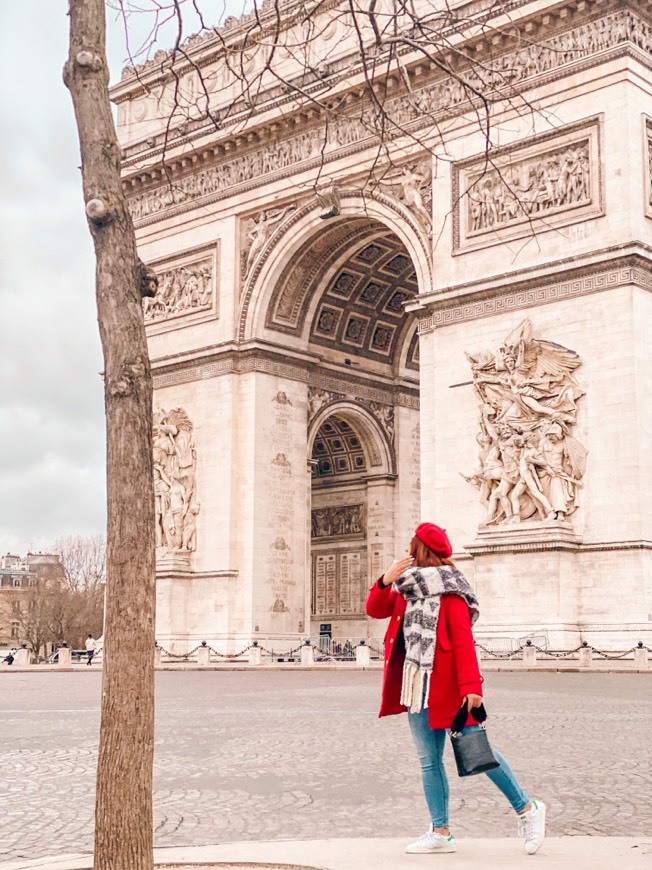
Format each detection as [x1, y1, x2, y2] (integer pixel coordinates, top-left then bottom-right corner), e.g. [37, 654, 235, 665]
[517, 798, 546, 855]
[405, 826, 456, 854]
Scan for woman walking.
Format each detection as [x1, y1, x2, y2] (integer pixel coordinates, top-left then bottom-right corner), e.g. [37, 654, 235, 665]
[366, 522, 545, 855]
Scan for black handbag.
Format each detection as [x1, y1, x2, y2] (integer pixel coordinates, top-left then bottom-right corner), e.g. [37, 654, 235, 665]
[449, 701, 500, 777]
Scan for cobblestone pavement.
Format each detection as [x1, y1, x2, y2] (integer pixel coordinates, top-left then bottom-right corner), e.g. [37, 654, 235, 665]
[0, 670, 650, 862]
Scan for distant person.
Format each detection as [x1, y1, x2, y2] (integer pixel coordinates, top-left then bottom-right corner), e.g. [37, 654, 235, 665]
[85, 634, 97, 666]
[4, 648, 16, 666]
[366, 522, 546, 856]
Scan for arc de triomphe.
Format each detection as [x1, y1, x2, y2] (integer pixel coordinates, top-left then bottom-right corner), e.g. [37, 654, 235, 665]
[112, 0, 652, 652]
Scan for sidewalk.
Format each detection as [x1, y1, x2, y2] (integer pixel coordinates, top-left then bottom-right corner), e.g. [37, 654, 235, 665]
[1, 660, 650, 673]
[2, 837, 651, 870]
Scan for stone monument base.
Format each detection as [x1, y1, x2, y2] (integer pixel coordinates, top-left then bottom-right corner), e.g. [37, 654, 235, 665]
[463, 525, 652, 649]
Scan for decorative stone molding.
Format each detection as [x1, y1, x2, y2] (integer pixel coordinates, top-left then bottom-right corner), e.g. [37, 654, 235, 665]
[466, 521, 583, 556]
[311, 504, 365, 539]
[144, 243, 219, 334]
[124, 9, 650, 227]
[242, 190, 432, 343]
[154, 408, 199, 554]
[453, 117, 603, 253]
[645, 117, 652, 219]
[462, 319, 587, 527]
[417, 255, 652, 332]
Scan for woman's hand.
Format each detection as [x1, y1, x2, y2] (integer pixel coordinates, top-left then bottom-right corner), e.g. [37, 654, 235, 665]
[381, 556, 414, 586]
[464, 693, 483, 712]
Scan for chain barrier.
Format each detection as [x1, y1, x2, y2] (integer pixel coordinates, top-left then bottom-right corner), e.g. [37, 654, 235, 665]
[476, 641, 648, 661]
[152, 639, 649, 663]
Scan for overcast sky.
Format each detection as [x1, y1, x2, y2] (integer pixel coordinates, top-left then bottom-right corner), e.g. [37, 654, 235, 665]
[0, 2, 243, 555]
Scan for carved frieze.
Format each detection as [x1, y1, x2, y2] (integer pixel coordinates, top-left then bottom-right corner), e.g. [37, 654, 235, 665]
[144, 244, 218, 334]
[311, 504, 365, 538]
[154, 408, 199, 553]
[462, 319, 587, 527]
[125, 10, 649, 225]
[453, 118, 603, 252]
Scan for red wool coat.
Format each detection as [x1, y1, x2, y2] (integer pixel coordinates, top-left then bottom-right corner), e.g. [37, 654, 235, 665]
[366, 577, 484, 729]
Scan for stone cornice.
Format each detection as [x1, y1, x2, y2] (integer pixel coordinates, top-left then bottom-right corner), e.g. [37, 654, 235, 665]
[415, 246, 652, 331]
[119, 1, 651, 203]
[152, 346, 420, 408]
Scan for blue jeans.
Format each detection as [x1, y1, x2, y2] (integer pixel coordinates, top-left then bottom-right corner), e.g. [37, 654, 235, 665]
[408, 707, 529, 827]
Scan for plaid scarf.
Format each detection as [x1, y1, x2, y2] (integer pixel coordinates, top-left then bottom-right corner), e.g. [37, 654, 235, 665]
[393, 565, 480, 713]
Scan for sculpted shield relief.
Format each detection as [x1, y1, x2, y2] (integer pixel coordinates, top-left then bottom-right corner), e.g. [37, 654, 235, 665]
[462, 319, 587, 527]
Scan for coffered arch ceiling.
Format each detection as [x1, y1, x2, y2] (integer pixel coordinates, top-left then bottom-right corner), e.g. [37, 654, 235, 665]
[265, 219, 419, 371]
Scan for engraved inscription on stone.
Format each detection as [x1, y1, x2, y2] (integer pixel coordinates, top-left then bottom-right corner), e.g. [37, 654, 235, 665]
[312, 551, 364, 616]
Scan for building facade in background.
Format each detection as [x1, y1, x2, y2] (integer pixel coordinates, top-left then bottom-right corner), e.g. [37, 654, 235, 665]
[112, 0, 652, 651]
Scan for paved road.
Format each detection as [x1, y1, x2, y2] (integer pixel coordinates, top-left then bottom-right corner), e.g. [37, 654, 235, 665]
[0, 670, 650, 862]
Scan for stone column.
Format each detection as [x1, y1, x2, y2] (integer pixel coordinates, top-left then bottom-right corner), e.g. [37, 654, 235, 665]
[578, 645, 593, 667]
[522, 643, 537, 667]
[57, 646, 72, 667]
[248, 643, 262, 666]
[197, 643, 210, 667]
[14, 646, 31, 666]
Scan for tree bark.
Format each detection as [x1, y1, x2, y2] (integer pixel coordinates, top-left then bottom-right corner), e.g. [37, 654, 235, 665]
[65, 2, 156, 868]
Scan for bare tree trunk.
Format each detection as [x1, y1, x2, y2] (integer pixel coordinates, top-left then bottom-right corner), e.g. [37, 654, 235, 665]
[64, 2, 157, 868]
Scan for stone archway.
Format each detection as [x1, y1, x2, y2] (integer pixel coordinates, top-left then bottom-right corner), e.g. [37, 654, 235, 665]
[307, 402, 397, 639]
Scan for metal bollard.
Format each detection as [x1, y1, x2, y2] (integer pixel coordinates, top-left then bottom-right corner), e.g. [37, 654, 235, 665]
[578, 643, 592, 667]
[154, 646, 162, 667]
[57, 646, 72, 668]
[248, 642, 262, 666]
[301, 641, 315, 667]
[356, 641, 371, 668]
[522, 642, 537, 667]
[197, 643, 210, 667]
[634, 643, 649, 669]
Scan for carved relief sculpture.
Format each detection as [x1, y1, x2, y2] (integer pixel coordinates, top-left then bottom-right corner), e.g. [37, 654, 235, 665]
[153, 408, 200, 552]
[143, 258, 213, 323]
[462, 319, 587, 526]
[126, 11, 648, 224]
[378, 160, 432, 232]
[241, 204, 296, 280]
[308, 387, 344, 422]
[454, 119, 602, 251]
[311, 505, 365, 538]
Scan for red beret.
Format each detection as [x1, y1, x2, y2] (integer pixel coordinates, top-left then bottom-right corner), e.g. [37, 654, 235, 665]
[414, 522, 453, 558]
